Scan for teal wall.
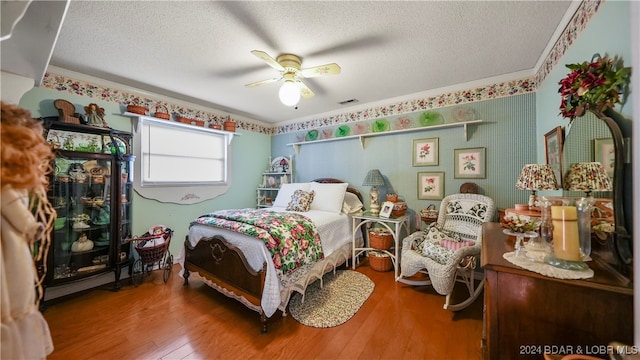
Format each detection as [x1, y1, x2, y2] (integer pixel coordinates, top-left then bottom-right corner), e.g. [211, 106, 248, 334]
[272, 94, 537, 223]
[19, 87, 270, 257]
[535, 0, 633, 224]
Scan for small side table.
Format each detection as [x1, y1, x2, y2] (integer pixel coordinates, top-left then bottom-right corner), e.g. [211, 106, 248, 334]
[352, 212, 410, 281]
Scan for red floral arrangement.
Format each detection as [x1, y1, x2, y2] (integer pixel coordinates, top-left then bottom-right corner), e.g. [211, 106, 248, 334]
[558, 54, 631, 119]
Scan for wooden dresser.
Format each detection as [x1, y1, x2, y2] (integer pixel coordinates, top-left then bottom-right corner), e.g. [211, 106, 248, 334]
[481, 222, 633, 360]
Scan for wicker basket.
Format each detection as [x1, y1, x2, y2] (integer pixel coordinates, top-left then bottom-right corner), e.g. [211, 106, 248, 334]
[132, 228, 173, 265]
[369, 228, 393, 250]
[177, 116, 205, 127]
[154, 104, 170, 120]
[392, 201, 407, 217]
[369, 251, 392, 272]
[223, 120, 236, 132]
[127, 104, 148, 115]
[421, 204, 439, 222]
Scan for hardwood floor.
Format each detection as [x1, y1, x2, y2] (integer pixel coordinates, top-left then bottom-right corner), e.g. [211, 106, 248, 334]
[43, 262, 484, 360]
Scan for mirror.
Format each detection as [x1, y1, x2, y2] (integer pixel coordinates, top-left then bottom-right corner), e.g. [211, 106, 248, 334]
[561, 109, 631, 271]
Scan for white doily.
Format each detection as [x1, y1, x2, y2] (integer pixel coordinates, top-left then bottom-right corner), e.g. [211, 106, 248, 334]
[503, 251, 594, 279]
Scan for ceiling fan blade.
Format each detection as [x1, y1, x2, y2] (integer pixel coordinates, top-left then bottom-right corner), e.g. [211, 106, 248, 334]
[299, 63, 341, 78]
[250, 50, 285, 72]
[245, 77, 280, 87]
[297, 80, 315, 99]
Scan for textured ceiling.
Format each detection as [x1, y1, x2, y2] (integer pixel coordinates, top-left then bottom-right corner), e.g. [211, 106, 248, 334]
[48, 1, 574, 125]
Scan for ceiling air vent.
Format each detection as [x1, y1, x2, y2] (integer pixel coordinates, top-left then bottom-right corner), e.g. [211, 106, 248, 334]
[338, 98, 359, 105]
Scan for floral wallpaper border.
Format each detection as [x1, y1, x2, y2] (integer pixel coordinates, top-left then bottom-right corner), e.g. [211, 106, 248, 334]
[535, 0, 601, 86]
[40, 0, 598, 136]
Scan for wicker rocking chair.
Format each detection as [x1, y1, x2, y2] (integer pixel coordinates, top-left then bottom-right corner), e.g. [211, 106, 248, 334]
[399, 193, 495, 311]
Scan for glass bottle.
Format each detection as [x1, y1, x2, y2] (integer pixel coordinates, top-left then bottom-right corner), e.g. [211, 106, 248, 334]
[539, 197, 553, 247]
[575, 197, 594, 259]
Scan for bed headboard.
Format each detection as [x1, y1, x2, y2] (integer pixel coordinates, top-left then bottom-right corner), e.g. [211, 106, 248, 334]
[311, 178, 364, 208]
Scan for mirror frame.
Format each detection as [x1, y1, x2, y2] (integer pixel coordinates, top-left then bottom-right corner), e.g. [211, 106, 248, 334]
[590, 108, 632, 269]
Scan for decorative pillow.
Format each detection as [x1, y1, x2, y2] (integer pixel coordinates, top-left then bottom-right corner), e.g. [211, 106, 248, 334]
[273, 183, 311, 208]
[423, 224, 461, 243]
[417, 225, 473, 264]
[421, 239, 453, 265]
[440, 239, 474, 251]
[309, 182, 348, 213]
[342, 192, 364, 214]
[286, 190, 315, 212]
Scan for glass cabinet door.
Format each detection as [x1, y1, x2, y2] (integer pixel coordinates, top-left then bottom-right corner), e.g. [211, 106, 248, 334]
[115, 155, 135, 287]
[49, 153, 114, 283]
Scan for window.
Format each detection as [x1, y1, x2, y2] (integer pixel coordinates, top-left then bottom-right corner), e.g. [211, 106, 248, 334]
[139, 118, 227, 186]
[132, 116, 234, 204]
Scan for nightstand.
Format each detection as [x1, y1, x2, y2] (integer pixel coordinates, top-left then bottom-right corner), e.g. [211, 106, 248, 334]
[351, 212, 410, 280]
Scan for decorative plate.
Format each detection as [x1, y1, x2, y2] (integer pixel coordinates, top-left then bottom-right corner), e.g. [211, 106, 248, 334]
[335, 125, 350, 137]
[452, 107, 477, 122]
[305, 130, 318, 141]
[419, 111, 443, 126]
[372, 119, 389, 133]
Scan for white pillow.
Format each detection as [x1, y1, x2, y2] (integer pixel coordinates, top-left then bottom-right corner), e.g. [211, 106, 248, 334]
[309, 182, 349, 213]
[342, 192, 364, 214]
[273, 183, 311, 208]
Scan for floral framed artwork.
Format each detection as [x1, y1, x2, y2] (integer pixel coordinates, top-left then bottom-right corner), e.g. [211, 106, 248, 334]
[418, 171, 445, 200]
[453, 147, 486, 179]
[412, 137, 439, 166]
[544, 126, 564, 184]
[594, 137, 614, 179]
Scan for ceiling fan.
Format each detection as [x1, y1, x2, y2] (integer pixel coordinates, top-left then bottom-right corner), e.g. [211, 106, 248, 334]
[245, 50, 341, 106]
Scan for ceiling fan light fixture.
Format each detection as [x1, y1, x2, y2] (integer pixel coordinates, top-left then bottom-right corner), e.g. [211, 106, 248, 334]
[279, 80, 300, 107]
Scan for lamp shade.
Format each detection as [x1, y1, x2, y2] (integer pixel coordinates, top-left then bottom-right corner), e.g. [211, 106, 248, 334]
[563, 162, 612, 193]
[279, 81, 301, 107]
[515, 164, 559, 191]
[362, 169, 384, 187]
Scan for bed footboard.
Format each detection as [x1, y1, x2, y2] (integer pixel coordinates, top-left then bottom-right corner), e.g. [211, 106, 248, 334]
[183, 235, 270, 333]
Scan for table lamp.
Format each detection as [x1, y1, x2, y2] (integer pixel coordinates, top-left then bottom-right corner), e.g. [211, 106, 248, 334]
[563, 162, 612, 197]
[362, 169, 384, 215]
[515, 164, 558, 209]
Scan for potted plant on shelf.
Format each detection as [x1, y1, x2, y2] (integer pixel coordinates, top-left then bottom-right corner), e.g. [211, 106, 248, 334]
[558, 53, 631, 120]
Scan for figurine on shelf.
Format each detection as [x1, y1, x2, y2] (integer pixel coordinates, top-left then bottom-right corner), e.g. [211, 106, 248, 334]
[71, 213, 90, 229]
[68, 163, 87, 183]
[71, 233, 94, 252]
[0, 102, 55, 358]
[83, 103, 108, 127]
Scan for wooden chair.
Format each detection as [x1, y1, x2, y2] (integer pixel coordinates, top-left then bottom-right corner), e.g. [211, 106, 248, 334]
[399, 193, 495, 310]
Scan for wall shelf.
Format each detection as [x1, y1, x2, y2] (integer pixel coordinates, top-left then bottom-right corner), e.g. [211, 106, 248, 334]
[286, 120, 484, 153]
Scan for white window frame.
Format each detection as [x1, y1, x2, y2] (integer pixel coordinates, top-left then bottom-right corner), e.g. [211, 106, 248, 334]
[131, 115, 236, 204]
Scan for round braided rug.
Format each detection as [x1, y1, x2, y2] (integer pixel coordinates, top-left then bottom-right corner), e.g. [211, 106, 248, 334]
[288, 270, 374, 328]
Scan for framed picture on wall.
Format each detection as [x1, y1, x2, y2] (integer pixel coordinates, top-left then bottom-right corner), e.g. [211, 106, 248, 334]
[412, 137, 439, 166]
[453, 147, 486, 179]
[594, 137, 615, 179]
[418, 171, 445, 200]
[544, 126, 564, 184]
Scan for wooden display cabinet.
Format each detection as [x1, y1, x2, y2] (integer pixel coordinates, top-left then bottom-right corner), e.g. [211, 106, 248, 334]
[41, 120, 134, 303]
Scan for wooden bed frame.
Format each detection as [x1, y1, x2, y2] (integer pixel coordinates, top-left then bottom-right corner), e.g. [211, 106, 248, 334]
[182, 178, 364, 333]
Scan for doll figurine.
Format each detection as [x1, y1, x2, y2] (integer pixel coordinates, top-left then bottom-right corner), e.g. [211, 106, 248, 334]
[1, 102, 54, 358]
[83, 103, 108, 127]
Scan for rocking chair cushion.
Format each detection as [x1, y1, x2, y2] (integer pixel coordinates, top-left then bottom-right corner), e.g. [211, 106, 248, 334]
[424, 224, 461, 242]
[420, 239, 453, 264]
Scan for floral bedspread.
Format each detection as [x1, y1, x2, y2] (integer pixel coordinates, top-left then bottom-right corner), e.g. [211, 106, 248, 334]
[192, 209, 324, 275]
